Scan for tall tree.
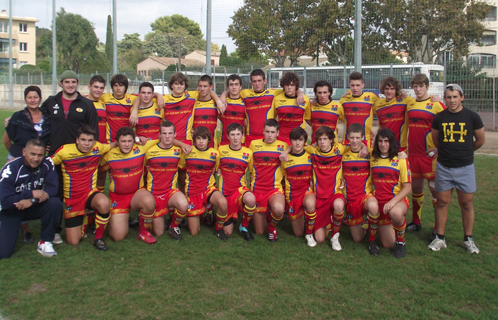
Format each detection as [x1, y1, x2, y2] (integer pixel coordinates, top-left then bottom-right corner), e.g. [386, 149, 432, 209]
[105, 15, 113, 62]
[219, 45, 228, 65]
[151, 15, 203, 38]
[117, 33, 146, 71]
[143, 33, 174, 57]
[56, 8, 99, 73]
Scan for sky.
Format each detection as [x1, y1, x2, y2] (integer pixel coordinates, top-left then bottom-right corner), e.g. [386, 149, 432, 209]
[7, 0, 244, 53]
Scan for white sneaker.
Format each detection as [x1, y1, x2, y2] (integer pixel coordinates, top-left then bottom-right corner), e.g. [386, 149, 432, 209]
[330, 232, 341, 251]
[428, 236, 447, 251]
[463, 238, 480, 254]
[52, 233, 63, 244]
[37, 241, 57, 257]
[305, 234, 317, 247]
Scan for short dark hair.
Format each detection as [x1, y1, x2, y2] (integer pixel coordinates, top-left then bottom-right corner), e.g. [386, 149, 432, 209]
[193, 126, 212, 142]
[372, 128, 398, 160]
[289, 127, 307, 142]
[348, 123, 365, 137]
[349, 72, 364, 82]
[26, 138, 45, 149]
[411, 74, 429, 87]
[139, 82, 154, 93]
[76, 125, 97, 139]
[226, 122, 244, 135]
[264, 119, 279, 131]
[199, 75, 213, 86]
[168, 72, 189, 91]
[111, 74, 129, 92]
[24, 86, 42, 100]
[314, 126, 335, 142]
[116, 127, 136, 141]
[380, 76, 402, 96]
[160, 120, 175, 132]
[250, 69, 265, 81]
[227, 74, 242, 87]
[313, 80, 333, 101]
[89, 75, 106, 86]
[280, 72, 300, 89]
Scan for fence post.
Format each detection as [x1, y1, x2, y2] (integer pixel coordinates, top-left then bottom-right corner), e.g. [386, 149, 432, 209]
[493, 76, 496, 130]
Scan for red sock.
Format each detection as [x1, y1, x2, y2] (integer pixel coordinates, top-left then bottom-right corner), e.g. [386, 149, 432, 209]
[139, 211, 154, 234]
[94, 213, 109, 240]
[368, 212, 380, 242]
[393, 219, 406, 243]
[332, 211, 344, 235]
[269, 212, 282, 229]
[215, 211, 227, 231]
[304, 210, 316, 235]
[241, 205, 255, 228]
[170, 209, 187, 228]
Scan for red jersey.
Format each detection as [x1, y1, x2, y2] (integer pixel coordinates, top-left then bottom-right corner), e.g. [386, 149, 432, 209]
[193, 99, 218, 148]
[272, 92, 311, 144]
[371, 156, 411, 203]
[249, 138, 288, 193]
[281, 150, 313, 202]
[342, 148, 373, 203]
[163, 91, 199, 142]
[340, 92, 379, 143]
[219, 97, 245, 146]
[91, 100, 107, 144]
[240, 88, 282, 137]
[218, 144, 253, 196]
[132, 102, 164, 140]
[144, 144, 182, 195]
[99, 93, 137, 143]
[310, 101, 344, 142]
[407, 98, 446, 156]
[373, 96, 411, 151]
[178, 146, 219, 196]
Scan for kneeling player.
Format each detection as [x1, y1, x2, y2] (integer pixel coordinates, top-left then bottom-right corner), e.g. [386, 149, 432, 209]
[100, 127, 158, 244]
[144, 121, 189, 240]
[368, 128, 412, 258]
[51, 126, 114, 251]
[179, 126, 228, 240]
[281, 127, 317, 247]
[218, 123, 256, 240]
[341, 123, 377, 244]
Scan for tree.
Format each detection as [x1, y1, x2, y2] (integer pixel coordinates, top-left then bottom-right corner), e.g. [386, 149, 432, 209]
[151, 15, 203, 38]
[105, 15, 113, 63]
[143, 33, 174, 57]
[117, 33, 146, 71]
[219, 45, 228, 66]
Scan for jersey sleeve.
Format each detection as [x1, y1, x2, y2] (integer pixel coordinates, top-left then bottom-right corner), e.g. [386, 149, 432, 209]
[99, 152, 110, 171]
[214, 151, 220, 170]
[304, 98, 311, 121]
[187, 91, 200, 100]
[178, 152, 186, 169]
[51, 147, 64, 165]
[399, 159, 411, 184]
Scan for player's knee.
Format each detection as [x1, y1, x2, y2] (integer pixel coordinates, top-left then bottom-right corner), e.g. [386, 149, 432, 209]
[458, 199, 473, 211]
[244, 193, 256, 208]
[177, 199, 189, 213]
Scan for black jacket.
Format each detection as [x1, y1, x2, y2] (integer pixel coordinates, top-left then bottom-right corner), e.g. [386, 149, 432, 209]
[5, 107, 51, 157]
[40, 91, 99, 155]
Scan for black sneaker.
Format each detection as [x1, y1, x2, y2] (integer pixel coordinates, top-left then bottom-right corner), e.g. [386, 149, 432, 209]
[23, 232, 33, 243]
[201, 213, 214, 226]
[239, 224, 254, 241]
[368, 241, 380, 256]
[168, 227, 182, 241]
[393, 242, 406, 259]
[129, 216, 139, 228]
[429, 228, 437, 242]
[94, 238, 109, 251]
[215, 229, 228, 240]
[406, 222, 422, 231]
[179, 218, 188, 228]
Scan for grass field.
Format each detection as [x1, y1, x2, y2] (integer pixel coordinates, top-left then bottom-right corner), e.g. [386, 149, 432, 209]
[0, 109, 497, 319]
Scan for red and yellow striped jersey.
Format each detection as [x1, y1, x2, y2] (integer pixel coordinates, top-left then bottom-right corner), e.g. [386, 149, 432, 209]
[193, 99, 218, 148]
[281, 150, 313, 202]
[340, 92, 379, 143]
[370, 156, 411, 203]
[407, 98, 446, 156]
[342, 148, 373, 203]
[144, 144, 182, 195]
[99, 93, 137, 143]
[178, 146, 219, 196]
[249, 139, 288, 193]
[163, 91, 199, 142]
[219, 97, 245, 146]
[272, 92, 311, 144]
[240, 88, 282, 137]
[131, 102, 164, 140]
[310, 101, 344, 142]
[218, 144, 253, 196]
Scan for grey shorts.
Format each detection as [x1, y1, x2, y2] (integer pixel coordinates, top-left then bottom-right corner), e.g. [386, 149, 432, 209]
[435, 162, 476, 194]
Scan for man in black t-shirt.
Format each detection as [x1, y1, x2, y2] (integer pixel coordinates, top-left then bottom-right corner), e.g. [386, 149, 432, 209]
[428, 84, 485, 254]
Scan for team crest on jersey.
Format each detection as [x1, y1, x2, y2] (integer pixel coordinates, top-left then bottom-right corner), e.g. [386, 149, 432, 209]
[364, 96, 370, 101]
[242, 153, 249, 160]
[299, 102, 305, 106]
[174, 149, 180, 156]
[265, 90, 270, 94]
[308, 156, 312, 163]
[210, 153, 217, 160]
[397, 98, 403, 102]
[333, 147, 340, 155]
[133, 146, 140, 154]
[92, 146, 99, 155]
[391, 159, 399, 167]
[126, 98, 131, 104]
[426, 103, 433, 109]
[155, 109, 160, 115]
[365, 155, 370, 160]
[277, 145, 284, 151]
[331, 107, 338, 111]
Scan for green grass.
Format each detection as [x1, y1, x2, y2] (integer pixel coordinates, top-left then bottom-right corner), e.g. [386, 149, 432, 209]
[1, 109, 497, 319]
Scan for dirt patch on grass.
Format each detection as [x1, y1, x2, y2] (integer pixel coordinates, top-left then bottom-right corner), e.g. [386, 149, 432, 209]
[27, 283, 47, 294]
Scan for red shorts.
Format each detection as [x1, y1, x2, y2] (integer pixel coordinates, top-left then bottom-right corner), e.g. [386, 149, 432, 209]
[409, 154, 436, 179]
[64, 189, 99, 219]
[186, 186, 218, 217]
[315, 194, 345, 230]
[245, 135, 264, 148]
[378, 197, 410, 226]
[287, 190, 314, 221]
[346, 193, 374, 226]
[254, 188, 284, 214]
[110, 190, 141, 215]
[153, 189, 181, 218]
[226, 186, 251, 219]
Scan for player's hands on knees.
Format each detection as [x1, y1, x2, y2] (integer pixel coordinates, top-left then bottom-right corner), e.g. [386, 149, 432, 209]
[14, 199, 33, 210]
[383, 199, 396, 214]
[32, 190, 49, 202]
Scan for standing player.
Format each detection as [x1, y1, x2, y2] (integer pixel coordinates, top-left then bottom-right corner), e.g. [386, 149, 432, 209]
[272, 72, 311, 145]
[429, 84, 485, 253]
[144, 121, 189, 240]
[280, 127, 317, 247]
[218, 75, 246, 146]
[131, 82, 164, 140]
[340, 72, 379, 143]
[309, 80, 344, 142]
[99, 127, 158, 243]
[178, 126, 228, 240]
[249, 119, 288, 242]
[368, 128, 412, 258]
[341, 123, 377, 244]
[218, 123, 256, 240]
[193, 75, 223, 148]
[406, 74, 445, 235]
[51, 126, 115, 251]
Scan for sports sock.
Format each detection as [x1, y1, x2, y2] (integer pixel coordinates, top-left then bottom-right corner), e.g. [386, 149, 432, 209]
[464, 235, 472, 241]
[393, 218, 406, 243]
[437, 234, 445, 240]
[81, 214, 95, 238]
[170, 209, 187, 228]
[94, 213, 110, 240]
[215, 211, 228, 231]
[368, 211, 380, 242]
[269, 211, 282, 229]
[97, 185, 105, 193]
[241, 205, 255, 228]
[411, 192, 424, 225]
[332, 211, 344, 235]
[139, 211, 154, 234]
[304, 210, 317, 235]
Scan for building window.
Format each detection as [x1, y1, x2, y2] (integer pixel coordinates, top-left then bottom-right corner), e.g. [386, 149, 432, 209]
[0, 21, 7, 33]
[19, 23, 27, 33]
[19, 42, 27, 52]
[486, 6, 497, 21]
[467, 54, 497, 69]
[481, 30, 497, 46]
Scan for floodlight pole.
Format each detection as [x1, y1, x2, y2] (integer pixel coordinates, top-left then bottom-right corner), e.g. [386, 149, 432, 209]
[112, 0, 118, 75]
[205, 0, 212, 76]
[52, 0, 57, 95]
[8, 0, 13, 108]
[354, 0, 362, 73]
